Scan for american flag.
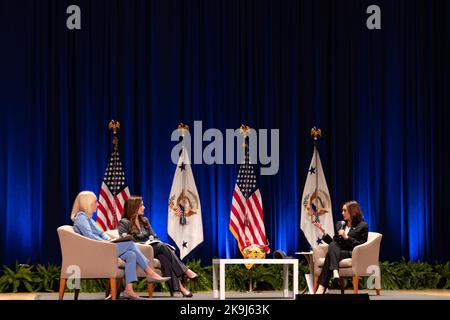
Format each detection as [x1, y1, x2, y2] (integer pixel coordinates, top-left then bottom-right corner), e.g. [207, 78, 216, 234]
[229, 144, 270, 255]
[96, 145, 130, 230]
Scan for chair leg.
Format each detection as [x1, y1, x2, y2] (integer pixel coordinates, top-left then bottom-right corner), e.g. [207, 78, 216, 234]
[375, 274, 381, 295]
[339, 279, 345, 294]
[147, 283, 154, 298]
[74, 289, 80, 300]
[110, 278, 117, 300]
[116, 278, 124, 298]
[105, 280, 111, 298]
[352, 276, 359, 294]
[58, 278, 66, 300]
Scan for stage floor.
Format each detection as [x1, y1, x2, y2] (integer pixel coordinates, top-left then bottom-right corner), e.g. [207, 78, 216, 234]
[1, 290, 450, 300]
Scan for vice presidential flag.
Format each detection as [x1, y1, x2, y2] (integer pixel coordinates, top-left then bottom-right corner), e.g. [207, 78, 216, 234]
[96, 144, 130, 230]
[300, 146, 334, 248]
[168, 146, 203, 260]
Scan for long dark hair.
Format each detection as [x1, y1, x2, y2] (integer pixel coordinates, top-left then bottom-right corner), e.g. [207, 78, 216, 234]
[123, 196, 150, 234]
[344, 200, 364, 225]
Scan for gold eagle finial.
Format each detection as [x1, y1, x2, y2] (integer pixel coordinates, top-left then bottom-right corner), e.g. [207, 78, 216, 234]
[177, 123, 190, 137]
[108, 120, 121, 146]
[310, 127, 322, 141]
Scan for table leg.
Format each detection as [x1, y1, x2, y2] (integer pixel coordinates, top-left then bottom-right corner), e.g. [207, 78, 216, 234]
[219, 260, 226, 300]
[213, 261, 218, 298]
[283, 264, 289, 297]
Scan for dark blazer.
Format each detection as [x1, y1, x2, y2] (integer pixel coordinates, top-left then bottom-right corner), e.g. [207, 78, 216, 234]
[118, 217, 158, 242]
[322, 220, 368, 251]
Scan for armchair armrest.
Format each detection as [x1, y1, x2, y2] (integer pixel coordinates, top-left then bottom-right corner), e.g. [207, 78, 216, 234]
[351, 235, 382, 276]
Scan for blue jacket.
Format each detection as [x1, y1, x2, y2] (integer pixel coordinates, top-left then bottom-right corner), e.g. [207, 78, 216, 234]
[73, 211, 109, 241]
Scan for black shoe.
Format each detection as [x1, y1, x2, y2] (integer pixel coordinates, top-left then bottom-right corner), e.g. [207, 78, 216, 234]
[182, 291, 193, 298]
[184, 271, 198, 281]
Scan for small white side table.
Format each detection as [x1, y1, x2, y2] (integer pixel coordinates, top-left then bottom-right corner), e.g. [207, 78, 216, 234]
[212, 258, 299, 300]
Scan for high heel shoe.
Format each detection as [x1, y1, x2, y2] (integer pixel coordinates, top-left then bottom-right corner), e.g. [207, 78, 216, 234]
[182, 291, 193, 298]
[184, 270, 198, 281]
[123, 292, 145, 300]
[146, 275, 171, 283]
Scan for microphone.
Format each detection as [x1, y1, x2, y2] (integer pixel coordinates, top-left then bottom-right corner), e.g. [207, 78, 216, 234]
[337, 221, 346, 238]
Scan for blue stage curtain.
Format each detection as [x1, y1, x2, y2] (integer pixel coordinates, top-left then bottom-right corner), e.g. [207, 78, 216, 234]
[0, 0, 449, 265]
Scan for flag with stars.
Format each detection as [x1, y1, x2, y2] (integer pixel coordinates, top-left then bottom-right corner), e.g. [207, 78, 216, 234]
[96, 144, 130, 231]
[229, 142, 270, 256]
[300, 146, 334, 248]
[168, 145, 203, 260]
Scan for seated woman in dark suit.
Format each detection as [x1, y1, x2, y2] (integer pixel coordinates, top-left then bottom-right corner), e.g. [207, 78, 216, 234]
[118, 196, 198, 297]
[313, 200, 368, 294]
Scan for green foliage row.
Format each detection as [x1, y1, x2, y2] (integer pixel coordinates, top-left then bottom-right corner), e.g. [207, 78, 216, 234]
[1, 259, 450, 293]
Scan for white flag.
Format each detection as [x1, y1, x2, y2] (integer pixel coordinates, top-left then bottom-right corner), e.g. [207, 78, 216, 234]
[300, 146, 334, 248]
[168, 146, 204, 260]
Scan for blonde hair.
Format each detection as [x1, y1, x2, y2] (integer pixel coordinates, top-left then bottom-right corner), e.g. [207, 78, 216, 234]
[70, 191, 97, 221]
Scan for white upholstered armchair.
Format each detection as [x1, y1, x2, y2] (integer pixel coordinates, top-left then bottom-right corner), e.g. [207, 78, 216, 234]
[313, 232, 382, 295]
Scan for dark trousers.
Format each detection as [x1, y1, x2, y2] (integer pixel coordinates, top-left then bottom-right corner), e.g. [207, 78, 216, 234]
[151, 243, 188, 292]
[318, 242, 352, 288]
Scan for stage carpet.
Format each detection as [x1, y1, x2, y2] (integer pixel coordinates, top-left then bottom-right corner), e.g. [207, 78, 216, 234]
[1, 290, 450, 300]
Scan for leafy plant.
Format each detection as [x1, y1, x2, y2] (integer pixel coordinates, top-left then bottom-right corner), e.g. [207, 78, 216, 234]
[2, 258, 450, 293]
[395, 258, 440, 289]
[224, 264, 249, 291]
[133, 278, 149, 292]
[80, 279, 107, 292]
[0, 262, 35, 293]
[435, 262, 450, 289]
[33, 264, 61, 292]
[380, 261, 401, 290]
[185, 259, 212, 292]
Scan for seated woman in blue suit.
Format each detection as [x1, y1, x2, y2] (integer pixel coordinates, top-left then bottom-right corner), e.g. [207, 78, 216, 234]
[70, 191, 170, 300]
[118, 196, 198, 298]
[313, 200, 368, 294]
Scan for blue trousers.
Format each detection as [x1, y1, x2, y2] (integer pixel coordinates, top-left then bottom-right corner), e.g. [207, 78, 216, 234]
[116, 241, 149, 284]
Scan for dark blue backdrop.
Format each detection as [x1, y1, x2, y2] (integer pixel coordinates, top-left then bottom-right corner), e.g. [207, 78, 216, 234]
[1, 0, 449, 266]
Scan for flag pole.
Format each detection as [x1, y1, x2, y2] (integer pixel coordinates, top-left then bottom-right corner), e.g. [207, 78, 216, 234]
[310, 127, 322, 224]
[239, 124, 250, 228]
[177, 123, 189, 226]
[108, 120, 121, 228]
[109, 120, 121, 152]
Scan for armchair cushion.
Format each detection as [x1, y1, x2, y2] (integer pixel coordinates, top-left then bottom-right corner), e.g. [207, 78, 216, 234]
[317, 257, 352, 268]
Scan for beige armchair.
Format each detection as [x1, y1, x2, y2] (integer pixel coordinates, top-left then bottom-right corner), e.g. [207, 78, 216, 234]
[313, 232, 382, 295]
[57, 226, 124, 300]
[57, 226, 161, 300]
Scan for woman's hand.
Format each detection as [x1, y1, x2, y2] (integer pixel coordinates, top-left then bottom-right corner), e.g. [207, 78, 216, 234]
[313, 222, 325, 234]
[338, 230, 349, 240]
